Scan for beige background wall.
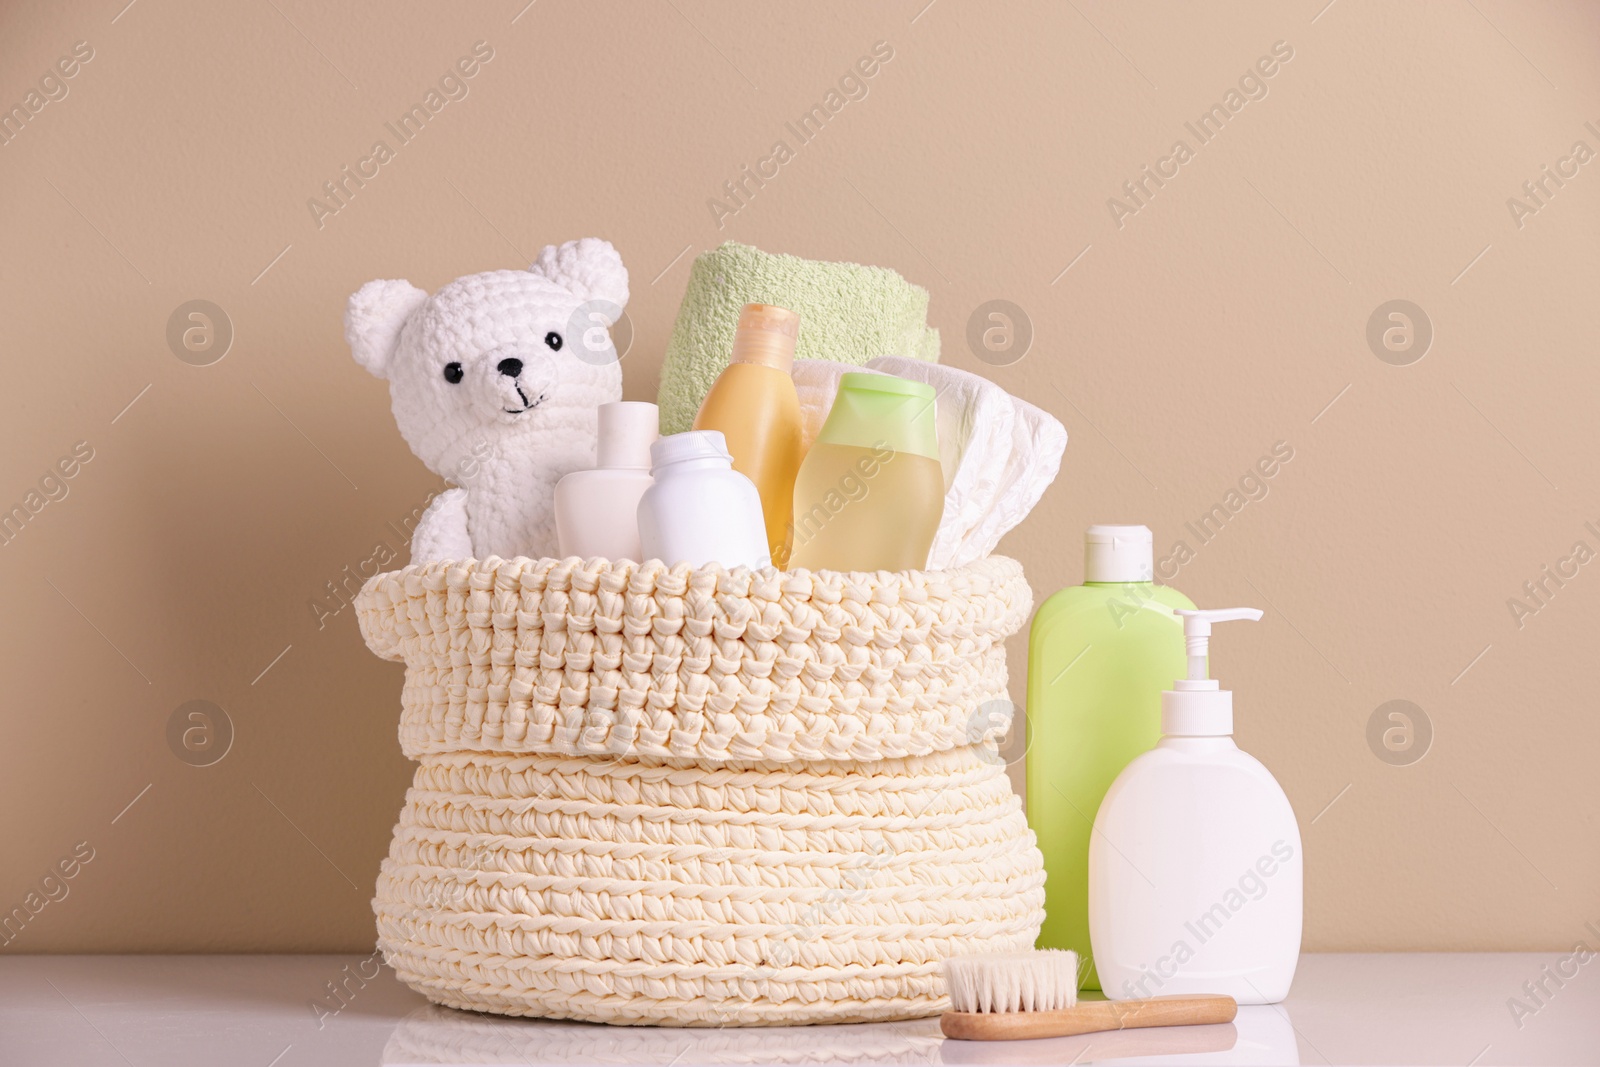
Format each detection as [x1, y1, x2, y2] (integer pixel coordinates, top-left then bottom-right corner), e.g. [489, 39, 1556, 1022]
[2, 0, 1595, 954]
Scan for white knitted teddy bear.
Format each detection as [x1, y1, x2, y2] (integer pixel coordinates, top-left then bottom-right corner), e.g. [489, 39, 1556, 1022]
[345, 238, 629, 562]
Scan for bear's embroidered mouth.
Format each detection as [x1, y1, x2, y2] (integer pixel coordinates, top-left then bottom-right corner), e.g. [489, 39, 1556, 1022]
[503, 382, 545, 415]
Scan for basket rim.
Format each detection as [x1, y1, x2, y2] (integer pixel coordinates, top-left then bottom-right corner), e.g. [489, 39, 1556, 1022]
[357, 554, 1025, 653]
[352, 553, 1030, 764]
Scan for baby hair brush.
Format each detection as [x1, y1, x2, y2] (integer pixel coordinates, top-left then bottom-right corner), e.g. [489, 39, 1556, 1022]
[940, 950, 1237, 1041]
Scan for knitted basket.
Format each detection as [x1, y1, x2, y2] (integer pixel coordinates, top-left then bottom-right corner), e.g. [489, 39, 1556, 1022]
[354, 555, 1044, 1026]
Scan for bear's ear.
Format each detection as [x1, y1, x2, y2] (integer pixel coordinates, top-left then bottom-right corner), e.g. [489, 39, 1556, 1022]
[345, 279, 428, 379]
[530, 238, 629, 320]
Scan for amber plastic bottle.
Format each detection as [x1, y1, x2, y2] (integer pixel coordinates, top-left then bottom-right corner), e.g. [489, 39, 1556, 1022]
[692, 304, 804, 566]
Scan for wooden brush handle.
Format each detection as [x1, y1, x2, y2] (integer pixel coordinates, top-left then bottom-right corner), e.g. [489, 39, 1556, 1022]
[941, 993, 1237, 1041]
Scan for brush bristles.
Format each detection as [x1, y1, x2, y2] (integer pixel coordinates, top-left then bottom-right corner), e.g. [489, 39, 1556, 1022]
[941, 950, 1080, 1014]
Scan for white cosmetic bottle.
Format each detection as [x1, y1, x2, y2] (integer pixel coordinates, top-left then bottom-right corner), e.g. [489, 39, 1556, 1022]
[637, 430, 770, 569]
[1089, 607, 1303, 1005]
[554, 401, 660, 561]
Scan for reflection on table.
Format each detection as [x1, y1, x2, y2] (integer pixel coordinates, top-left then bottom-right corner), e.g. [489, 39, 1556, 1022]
[381, 1001, 1300, 1066]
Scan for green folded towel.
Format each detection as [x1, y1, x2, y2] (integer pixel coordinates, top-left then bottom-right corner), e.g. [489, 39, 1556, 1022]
[656, 242, 941, 433]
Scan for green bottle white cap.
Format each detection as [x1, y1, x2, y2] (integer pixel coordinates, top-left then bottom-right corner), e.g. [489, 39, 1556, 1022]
[1084, 524, 1153, 583]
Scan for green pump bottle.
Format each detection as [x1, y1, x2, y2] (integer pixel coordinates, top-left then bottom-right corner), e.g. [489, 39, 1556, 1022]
[1025, 524, 1194, 990]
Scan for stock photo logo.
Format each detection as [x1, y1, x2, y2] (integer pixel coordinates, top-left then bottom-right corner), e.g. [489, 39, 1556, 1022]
[1505, 121, 1600, 230]
[965, 697, 1030, 768]
[965, 300, 1032, 367]
[706, 40, 894, 229]
[166, 700, 234, 768]
[1152, 442, 1295, 582]
[566, 299, 634, 366]
[1, 440, 95, 549]
[1505, 929, 1600, 1030]
[0, 40, 94, 149]
[1107, 39, 1295, 228]
[1505, 524, 1599, 630]
[166, 300, 233, 366]
[1366, 699, 1431, 767]
[306, 41, 495, 230]
[0, 841, 96, 949]
[1365, 300, 1432, 366]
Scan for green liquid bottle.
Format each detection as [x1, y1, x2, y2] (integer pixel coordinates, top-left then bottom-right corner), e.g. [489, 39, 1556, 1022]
[1025, 524, 1194, 990]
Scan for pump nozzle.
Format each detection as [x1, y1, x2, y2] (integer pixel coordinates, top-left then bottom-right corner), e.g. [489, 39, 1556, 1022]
[1163, 607, 1264, 737]
[1174, 608, 1264, 682]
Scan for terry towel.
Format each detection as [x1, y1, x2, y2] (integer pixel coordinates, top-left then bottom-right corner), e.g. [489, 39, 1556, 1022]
[656, 242, 940, 434]
[791, 357, 1067, 570]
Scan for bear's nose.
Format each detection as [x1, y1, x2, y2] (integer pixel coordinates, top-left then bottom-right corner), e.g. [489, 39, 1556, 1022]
[496, 357, 523, 378]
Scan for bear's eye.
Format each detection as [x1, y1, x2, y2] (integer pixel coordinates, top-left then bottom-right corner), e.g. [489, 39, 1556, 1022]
[442, 362, 464, 384]
[544, 331, 563, 351]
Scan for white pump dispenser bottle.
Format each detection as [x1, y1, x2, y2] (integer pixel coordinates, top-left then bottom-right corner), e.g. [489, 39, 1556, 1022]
[1088, 607, 1303, 1005]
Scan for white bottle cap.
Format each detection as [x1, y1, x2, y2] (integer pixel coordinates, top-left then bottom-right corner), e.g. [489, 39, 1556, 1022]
[597, 401, 659, 469]
[650, 429, 733, 471]
[1084, 524, 1154, 583]
[1161, 607, 1264, 736]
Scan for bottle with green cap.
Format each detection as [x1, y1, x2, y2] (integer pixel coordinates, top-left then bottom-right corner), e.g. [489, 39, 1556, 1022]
[788, 372, 944, 572]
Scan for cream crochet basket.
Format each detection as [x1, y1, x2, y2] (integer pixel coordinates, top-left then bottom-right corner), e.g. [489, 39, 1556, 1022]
[354, 555, 1044, 1026]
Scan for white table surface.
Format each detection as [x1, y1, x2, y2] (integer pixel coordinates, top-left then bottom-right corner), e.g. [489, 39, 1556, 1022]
[0, 953, 1593, 1065]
